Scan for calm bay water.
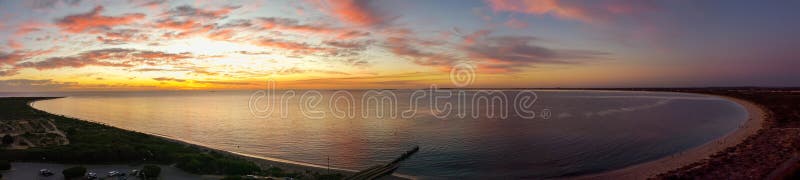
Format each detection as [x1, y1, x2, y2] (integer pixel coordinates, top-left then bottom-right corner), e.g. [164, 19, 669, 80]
[30, 90, 747, 178]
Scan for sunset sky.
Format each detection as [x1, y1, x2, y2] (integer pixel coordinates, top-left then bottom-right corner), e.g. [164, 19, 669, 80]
[1, 0, 799, 91]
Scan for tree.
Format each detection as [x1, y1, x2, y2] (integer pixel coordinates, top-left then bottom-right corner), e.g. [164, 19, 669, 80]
[2, 134, 13, 145]
[141, 165, 161, 179]
[0, 160, 10, 170]
[62, 166, 86, 179]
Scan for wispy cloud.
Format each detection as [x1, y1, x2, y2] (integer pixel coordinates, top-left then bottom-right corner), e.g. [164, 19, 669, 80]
[485, 0, 657, 23]
[55, 6, 146, 33]
[16, 48, 192, 70]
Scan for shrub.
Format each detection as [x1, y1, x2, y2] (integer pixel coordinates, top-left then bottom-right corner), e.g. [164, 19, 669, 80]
[62, 166, 86, 179]
[1, 135, 13, 145]
[265, 166, 284, 177]
[141, 165, 161, 178]
[221, 176, 243, 180]
[0, 160, 10, 170]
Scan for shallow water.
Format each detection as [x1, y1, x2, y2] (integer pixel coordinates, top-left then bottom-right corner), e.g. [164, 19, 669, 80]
[30, 90, 747, 178]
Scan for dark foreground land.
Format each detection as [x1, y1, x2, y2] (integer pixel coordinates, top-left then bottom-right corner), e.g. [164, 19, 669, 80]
[615, 88, 800, 179]
[0, 97, 346, 179]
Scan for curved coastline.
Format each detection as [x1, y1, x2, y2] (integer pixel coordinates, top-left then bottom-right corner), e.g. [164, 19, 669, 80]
[28, 98, 414, 180]
[570, 93, 767, 179]
[28, 91, 760, 179]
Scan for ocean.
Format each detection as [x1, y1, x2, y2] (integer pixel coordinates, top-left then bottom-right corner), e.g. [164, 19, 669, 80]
[29, 90, 747, 178]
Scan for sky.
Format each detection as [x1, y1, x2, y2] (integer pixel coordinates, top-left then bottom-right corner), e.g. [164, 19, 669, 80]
[1, 0, 799, 91]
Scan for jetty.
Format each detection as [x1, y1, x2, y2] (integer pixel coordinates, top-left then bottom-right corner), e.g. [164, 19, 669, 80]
[346, 146, 420, 180]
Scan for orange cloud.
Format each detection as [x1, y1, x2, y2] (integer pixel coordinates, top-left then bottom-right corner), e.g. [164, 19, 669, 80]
[55, 6, 146, 33]
[207, 29, 236, 41]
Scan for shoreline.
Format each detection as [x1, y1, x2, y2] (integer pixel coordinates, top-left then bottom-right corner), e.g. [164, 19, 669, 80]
[27, 98, 412, 180]
[571, 93, 767, 179]
[24, 91, 765, 179]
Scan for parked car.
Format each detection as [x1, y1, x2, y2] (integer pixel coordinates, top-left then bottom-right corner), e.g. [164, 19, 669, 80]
[86, 172, 98, 179]
[108, 170, 126, 177]
[39, 169, 54, 176]
[130, 169, 140, 176]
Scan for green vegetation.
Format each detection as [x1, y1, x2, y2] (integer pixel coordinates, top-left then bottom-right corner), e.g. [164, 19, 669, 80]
[0, 160, 10, 170]
[141, 165, 161, 179]
[62, 166, 86, 179]
[0, 98, 259, 175]
[1, 135, 12, 145]
[0, 97, 345, 179]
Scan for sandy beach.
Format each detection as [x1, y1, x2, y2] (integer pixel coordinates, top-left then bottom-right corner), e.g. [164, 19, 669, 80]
[572, 94, 767, 179]
[152, 135, 413, 180]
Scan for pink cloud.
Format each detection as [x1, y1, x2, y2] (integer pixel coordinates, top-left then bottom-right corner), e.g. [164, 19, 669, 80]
[15, 21, 46, 35]
[309, 0, 384, 26]
[7, 40, 23, 50]
[485, 0, 656, 23]
[252, 38, 328, 54]
[55, 6, 146, 33]
[0, 48, 58, 66]
[504, 18, 529, 29]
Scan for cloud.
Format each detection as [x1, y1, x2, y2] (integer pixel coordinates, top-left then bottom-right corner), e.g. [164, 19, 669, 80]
[308, 0, 385, 26]
[504, 18, 529, 29]
[463, 30, 492, 44]
[259, 17, 371, 39]
[0, 48, 58, 66]
[161, 24, 215, 39]
[485, 0, 657, 23]
[96, 29, 149, 44]
[252, 38, 330, 55]
[236, 51, 271, 55]
[26, 0, 82, 9]
[153, 77, 185, 82]
[324, 40, 374, 50]
[153, 19, 199, 30]
[14, 21, 46, 35]
[7, 40, 23, 50]
[207, 29, 236, 41]
[55, 6, 146, 33]
[384, 36, 459, 71]
[16, 48, 192, 70]
[163, 5, 240, 19]
[463, 35, 608, 72]
[0, 79, 76, 91]
[130, 0, 166, 9]
[0, 69, 19, 77]
[193, 80, 253, 85]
